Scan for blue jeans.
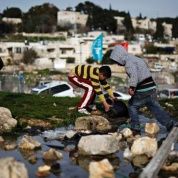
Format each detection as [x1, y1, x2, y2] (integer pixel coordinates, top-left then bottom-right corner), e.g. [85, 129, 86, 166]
[128, 89, 174, 130]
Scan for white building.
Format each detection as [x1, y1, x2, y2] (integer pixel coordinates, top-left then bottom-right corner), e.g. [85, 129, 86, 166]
[162, 22, 172, 39]
[132, 18, 157, 32]
[57, 11, 88, 27]
[2, 17, 22, 24]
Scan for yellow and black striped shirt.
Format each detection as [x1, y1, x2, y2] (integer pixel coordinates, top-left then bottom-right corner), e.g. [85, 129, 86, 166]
[74, 65, 113, 102]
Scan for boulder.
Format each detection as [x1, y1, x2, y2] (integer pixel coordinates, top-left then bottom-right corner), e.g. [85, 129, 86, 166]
[78, 134, 119, 155]
[0, 157, 28, 178]
[19, 135, 41, 150]
[75, 116, 111, 133]
[131, 137, 157, 157]
[89, 159, 115, 178]
[0, 107, 17, 134]
[43, 148, 63, 161]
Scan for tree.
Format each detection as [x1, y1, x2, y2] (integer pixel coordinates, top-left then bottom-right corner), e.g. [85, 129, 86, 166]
[123, 12, 134, 40]
[154, 19, 164, 40]
[0, 21, 15, 34]
[172, 17, 178, 38]
[75, 1, 117, 33]
[3, 7, 22, 18]
[22, 3, 59, 33]
[22, 49, 38, 64]
[102, 49, 115, 64]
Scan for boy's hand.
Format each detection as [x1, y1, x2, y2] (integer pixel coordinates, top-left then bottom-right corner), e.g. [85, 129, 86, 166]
[128, 87, 135, 96]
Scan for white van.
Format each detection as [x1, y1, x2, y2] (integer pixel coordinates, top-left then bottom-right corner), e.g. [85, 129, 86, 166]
[31, 81, 76, 97]
[158, 89, 178, 99]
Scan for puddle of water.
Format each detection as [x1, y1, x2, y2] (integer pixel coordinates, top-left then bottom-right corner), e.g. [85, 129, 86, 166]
[0, 116, 178, 178]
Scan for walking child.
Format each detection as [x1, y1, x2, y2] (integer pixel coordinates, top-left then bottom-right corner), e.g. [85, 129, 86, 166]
[110, 45, 177, 132]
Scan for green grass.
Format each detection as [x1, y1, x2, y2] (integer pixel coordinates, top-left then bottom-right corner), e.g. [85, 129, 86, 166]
[0, 91, 177, 129]
[0, 91, 82, 126]
[160, 98, 178, 119]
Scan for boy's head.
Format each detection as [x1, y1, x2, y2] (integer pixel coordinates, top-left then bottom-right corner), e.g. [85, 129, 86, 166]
[110, 45, 128, 66]
[99, 66, 111, 80]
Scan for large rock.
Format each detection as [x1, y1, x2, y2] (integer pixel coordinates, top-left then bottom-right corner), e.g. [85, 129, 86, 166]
[131, 137, 157, 157]
[0, 107, 17, 134]
[145, 122, 160, 136]
[0, 157, 28, 178]
[78, 134, 119, 155]
[89, 159, 115, 178]
[19, 135, 41, 150]
[75, 116, 111, 133]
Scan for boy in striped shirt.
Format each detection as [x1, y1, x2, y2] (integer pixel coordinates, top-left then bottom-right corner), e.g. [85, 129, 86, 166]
[68, 65, 115, 115]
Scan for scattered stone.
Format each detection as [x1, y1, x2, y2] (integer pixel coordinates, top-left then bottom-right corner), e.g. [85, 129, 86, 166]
[19, 135, 41, 150]
[145, 122, 160, 136]
[131, 137, 157, 157]
[37, 165, 51, 177]
[0, 136, 4, 142]
[4, 142, 17, 150]
[120, 128, 133, 138]
[132, 155, 149, 168]
[19, 118, 52, 129]
[89, 159, 115, 178]
[75, 116, 111, 133]
[65, 130, 77, 139]
[43, 148, 63, 161]
[0, 157, 28, 178]
[165, 102, 174, 108]
[0, 107, 17, 134]
[161, 163, 178, 172]
[78, 134, 119, 155]
[19, 149, 37, 164]
[123, 148, 133, 161]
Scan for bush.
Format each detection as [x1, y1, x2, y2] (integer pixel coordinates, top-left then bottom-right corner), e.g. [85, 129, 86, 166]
[22, 49, 38, 64]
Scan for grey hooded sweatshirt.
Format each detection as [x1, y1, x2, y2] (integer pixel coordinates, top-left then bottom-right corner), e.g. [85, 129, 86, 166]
[110, 45, 156, 91]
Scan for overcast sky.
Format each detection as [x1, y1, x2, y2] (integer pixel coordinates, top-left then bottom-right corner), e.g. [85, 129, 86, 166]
[0, 0, 178, 18]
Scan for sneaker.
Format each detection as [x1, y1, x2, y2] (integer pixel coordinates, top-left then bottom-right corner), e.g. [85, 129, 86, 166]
[78, 108, 91, 115]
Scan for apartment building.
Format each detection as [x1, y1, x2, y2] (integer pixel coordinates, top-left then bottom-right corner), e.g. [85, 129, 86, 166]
[131, 17, 157, 32]
[57, 11, 88, 27]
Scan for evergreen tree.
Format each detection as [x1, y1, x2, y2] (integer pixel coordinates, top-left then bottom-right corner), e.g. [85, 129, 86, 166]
[123, 12, 134, 40]
[3, 7, 22, 18]
[172, 17, 178, 38]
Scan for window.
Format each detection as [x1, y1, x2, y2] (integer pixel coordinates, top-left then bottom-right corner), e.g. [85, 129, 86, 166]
[50, 84, 70, 95]
[16, 47, 22, 54]
[114, 93, 121, 97]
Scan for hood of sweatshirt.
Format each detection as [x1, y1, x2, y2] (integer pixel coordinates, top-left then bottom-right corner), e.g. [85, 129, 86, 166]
[110, 45, 129, 66]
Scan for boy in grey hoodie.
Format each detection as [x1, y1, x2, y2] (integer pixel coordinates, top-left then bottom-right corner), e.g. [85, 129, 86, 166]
[110, 45, 177, 132]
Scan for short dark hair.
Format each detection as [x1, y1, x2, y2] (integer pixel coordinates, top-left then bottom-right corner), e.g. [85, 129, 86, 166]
[99, 66, 111, 78]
